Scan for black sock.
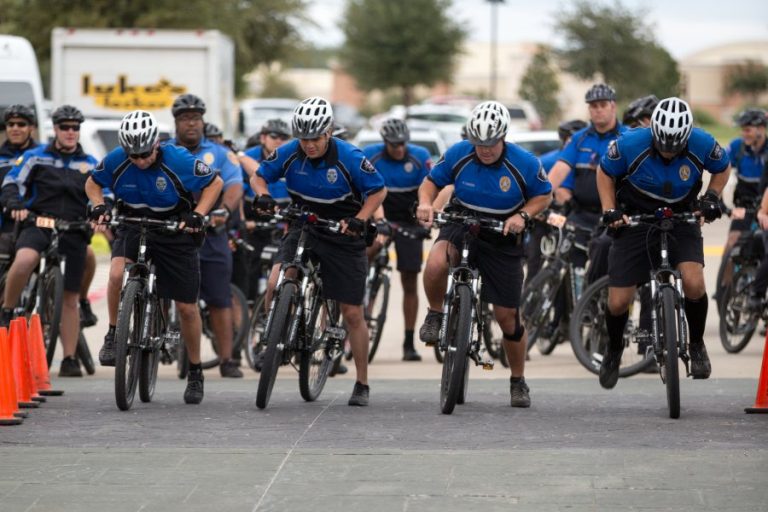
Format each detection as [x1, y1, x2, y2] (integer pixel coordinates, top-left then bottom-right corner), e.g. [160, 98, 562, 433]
[510, 376, 524, 383]
[107, 324, 116, 334]
[685, 294, 708, 346]
[605, 310, 629, 350]
[403, 330, 414, 350]
[190, 363, 202, 372]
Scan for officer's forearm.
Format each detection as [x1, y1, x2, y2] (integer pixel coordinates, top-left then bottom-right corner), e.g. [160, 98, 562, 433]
[239, 155, 259, 178]
[418, 179, 439, 206]
[705, 167, 730, 197]
[356, 188, 386, 220]
[548, 161, 571, 190]
[222, 183, 243, 212]
[251, 175, 269, 197]
[196, 176, 224, 215]
[522, 193, 552, 218]
[596, 166, 617, 211]
[85, 177, 105, 205]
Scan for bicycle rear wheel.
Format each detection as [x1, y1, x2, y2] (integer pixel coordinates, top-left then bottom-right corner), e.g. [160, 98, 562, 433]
[139, 297, 163, 403]
[440, 284, 472, 415]
[230, 284, 250, 359]
[256, 282, 296, 409]
[244, 294, 268, 371]
[114, 280, 143, 411]
[365, 273, 390, 363]
[569, 276, 654, 377]
[718, 267, 758, 353]
[481, 302, 508, 367]
[40, 266, 64, 367]
[299, 291, 337, 402]
[520, 267, 561, 355]
[660, 287, 680, 419]
[76, 331, 95, 375]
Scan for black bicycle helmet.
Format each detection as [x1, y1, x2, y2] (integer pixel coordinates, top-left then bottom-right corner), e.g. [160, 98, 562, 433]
[51, 105, 84, 124]
[379, 118, 410, 144]
[204, 123, 223, 138]
[171, 94, 206, 117]
[585, 83, 616, 103]
[736, 108, 767, 127]
[622, 95, 659, 125]
[557, 119, 588, 144]
[261, 118, 291, 138]
[3, 104, 37, 125]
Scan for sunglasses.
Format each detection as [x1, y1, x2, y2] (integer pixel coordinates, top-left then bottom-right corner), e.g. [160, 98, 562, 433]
[267, 132, 289, 140]
[129, 150, 154, 160]
[386, 141, 406, 148]
[58, 124, 80, 132]
[6, 121, 29, 128]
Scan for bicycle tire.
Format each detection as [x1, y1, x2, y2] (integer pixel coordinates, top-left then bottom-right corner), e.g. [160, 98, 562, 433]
[660, 286, 680, 419]
[366, 273, 390, 363]
[714, 246, 733, 313]
[456, 356, 470, 405]
[256, 282, 296, 409]
[114, 280, 143, 411]
[569, 276, 654, 377]
[230, 284, 250, 357]
[176, 341, 189, 379]
[244, 294, 268, 371]
[299, 291, 337, 401]
[520, 267, 561, 355]
[434, 342, 444, 363]
[139, 297, 163, 403]
[440, 284, 472, 415]
[481, 302, 501, 359]
[76, 331, 96, 376]
[718, 268, 758, 354]
[41, 266, 64, 368]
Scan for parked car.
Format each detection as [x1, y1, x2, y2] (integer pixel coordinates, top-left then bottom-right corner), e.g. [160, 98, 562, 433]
[505, 101, 542, 131]
[238, 98, 299, 138]
[353, 129, 447, 161]
[505, 130, 560, 156]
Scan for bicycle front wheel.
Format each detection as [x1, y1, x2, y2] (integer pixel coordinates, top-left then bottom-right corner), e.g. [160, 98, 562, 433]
[114, 280, 143, 411]
[660, 287, 680, 419]
[520, 267, 561, 355]
[139, 297, 163, 403]
[299, 295, 338, 401]
[256, 282, 296, 409]
[440, 284, 472, 415]
[365, 273, 390, 363]
[718, 267, 758, 353]
[40, 266, 64, 367]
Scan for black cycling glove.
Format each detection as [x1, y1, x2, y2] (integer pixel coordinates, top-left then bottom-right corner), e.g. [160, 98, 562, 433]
[182, 211, 206, 231]
[88, 203, 111, 222]
[4, 197, 24, 213]
[375, 220, 392, 238]
[601, 208, 624, 226]
[344, 217, 366, 236]
[699, 190, 722, 222]
[253, 194, 277, 213]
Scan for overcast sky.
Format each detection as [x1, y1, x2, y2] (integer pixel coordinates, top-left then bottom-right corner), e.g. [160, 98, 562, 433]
[303, 0, 768, 59]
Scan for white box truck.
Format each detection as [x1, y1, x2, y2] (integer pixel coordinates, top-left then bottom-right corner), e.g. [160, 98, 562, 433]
[51, 28, 235, 135]
[0, 35, 46, 137]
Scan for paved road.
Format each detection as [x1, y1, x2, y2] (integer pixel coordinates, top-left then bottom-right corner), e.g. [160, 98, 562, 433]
[3, 218, 767, 511]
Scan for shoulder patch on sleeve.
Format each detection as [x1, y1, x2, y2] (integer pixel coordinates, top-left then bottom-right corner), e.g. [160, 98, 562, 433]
[360, 158, 376, 174]
[710, 141, 724, 161]
[194, 160, 212, 177]
[607, 140, 620, 160]
[537, 164, 548, 183]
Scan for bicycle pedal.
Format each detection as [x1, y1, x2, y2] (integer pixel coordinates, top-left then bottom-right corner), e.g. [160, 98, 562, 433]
[424, 340, 436, 347]
[324, 326, 347, 341]
[481, 360, 494, 370]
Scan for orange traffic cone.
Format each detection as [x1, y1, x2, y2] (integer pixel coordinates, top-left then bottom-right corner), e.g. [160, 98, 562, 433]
[16, 318, 45, 403]
[28, 314, 63, 396]
[0, 328, 23, 425]
[746, 332, 768, 414]
[9, 319, 38, 409]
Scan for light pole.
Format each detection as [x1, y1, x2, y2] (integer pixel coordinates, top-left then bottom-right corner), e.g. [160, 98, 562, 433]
[487, 0, 504, 99]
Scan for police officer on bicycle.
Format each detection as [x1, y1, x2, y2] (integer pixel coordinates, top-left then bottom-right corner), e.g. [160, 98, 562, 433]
[363, 118, 432, 362]
[252, 96, 386, 406]
[416, 101, 552, 408]
[88, 110, 223, 403]
[0, 105, 98, 377]
[596, 97, 730, 389]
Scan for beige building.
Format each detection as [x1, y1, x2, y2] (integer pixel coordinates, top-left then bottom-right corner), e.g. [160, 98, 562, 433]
[680, 40, 768, 122]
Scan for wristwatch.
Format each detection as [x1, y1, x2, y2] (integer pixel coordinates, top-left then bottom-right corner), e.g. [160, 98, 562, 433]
[517, 210, 531, 223]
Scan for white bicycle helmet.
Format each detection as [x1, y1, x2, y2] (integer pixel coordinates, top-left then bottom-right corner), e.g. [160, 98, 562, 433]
[651, 97, 693, 154]
[292, 97, 334, 139]
[119, 110, 159, 155]
[466, 101, 510, 146]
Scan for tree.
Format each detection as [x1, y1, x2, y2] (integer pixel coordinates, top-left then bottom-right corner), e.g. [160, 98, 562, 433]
[726, 60, 768, 104]
[339, 0, 466, 105]
[518, 45, 561, 126]
[553, 0, 680, 101]
[258, 71, 300, 99]
[0, 0, 307, 95]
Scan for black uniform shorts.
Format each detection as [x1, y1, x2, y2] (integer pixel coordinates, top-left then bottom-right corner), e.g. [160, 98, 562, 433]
[392, 223, 425, 273]
[16, 226, 89, 293]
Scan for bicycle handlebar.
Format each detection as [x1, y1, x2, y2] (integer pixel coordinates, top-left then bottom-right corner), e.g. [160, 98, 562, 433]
[271, 206, 342, 234]
[432, 210, 505, 234]
[625, 210, 700, 227]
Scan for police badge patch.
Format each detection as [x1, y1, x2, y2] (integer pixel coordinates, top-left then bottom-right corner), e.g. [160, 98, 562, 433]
[156, 176, 167, 191]
[607, 140, 620, 160]
[194, 160, 212, 177]
[710, 142, 724, 160]
[679, 164, 691, 181]
[499, 176, 511, 192]
[327, 168, 338, 184]
[404, 162, 414, 173]
[360, 158, 376, 174]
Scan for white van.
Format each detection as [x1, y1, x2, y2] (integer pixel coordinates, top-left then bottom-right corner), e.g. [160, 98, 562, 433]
[0, 35, 46, 136]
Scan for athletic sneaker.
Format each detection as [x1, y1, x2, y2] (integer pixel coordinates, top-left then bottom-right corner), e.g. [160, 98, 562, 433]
[184, 367, 205, 404]
[348, 381, 369, 406]
[59, 356, 82, 377]
[419, 310, 443, 345]
[509, 377, 530, 408]
[99, 330, 116, 367]
[689, 342, 711, 379]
